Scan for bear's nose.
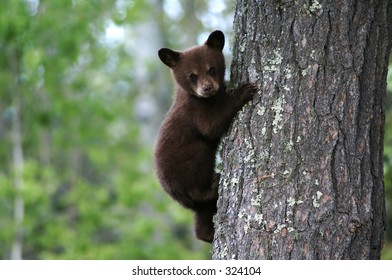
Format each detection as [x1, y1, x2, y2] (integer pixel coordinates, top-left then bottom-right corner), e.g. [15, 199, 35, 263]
[203, 85, 213, 93]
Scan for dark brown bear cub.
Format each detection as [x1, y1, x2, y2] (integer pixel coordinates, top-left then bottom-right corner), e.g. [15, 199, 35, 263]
[154, 30, 257, 243]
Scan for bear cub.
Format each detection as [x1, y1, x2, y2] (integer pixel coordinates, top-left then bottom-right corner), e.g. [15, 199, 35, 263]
[154, 30, 257, 243]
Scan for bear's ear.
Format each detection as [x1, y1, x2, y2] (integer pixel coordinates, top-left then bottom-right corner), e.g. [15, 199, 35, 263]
[205, 30, 225, 51]
[158, 48, 181, 68]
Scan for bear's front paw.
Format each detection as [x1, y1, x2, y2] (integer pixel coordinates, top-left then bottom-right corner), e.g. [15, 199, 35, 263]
[235, 83, 258, 102]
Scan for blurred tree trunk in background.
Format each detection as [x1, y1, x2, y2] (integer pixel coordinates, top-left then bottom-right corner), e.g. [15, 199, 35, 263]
[213, 0, 392, 259]
[8, 48, 24, 260]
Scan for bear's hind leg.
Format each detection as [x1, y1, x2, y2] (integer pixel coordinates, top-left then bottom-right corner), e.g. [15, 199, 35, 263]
[195, 210, 214, 243]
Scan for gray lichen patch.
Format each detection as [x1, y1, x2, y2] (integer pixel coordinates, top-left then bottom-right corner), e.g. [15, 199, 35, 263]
[271, 96, 286, 133]
[312, 191, 323, 208]
[300, 0, 323, 15]
[263, 48, 283, 73]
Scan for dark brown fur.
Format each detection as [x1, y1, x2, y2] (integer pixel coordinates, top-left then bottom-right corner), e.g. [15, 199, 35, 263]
[154, 30, 257, 242]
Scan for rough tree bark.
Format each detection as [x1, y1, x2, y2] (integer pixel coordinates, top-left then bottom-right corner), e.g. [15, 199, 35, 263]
[213, 0, 392, 260]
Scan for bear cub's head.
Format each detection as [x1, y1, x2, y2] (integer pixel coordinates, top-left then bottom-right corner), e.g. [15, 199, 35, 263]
[158, 30, 225, 99]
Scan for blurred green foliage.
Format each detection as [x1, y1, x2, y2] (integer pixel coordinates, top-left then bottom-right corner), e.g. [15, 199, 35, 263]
[0, 0, 223, 259]
[0, 0, 391, 260]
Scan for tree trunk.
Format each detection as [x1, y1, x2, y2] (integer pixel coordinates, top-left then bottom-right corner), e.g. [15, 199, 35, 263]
[213, 0, 392, 260]
[9, 48, 24, 260]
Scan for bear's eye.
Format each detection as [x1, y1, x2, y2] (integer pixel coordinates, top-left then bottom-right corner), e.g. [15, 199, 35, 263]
[189, 73, 198, 83]
[208, 67, 216, 76]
